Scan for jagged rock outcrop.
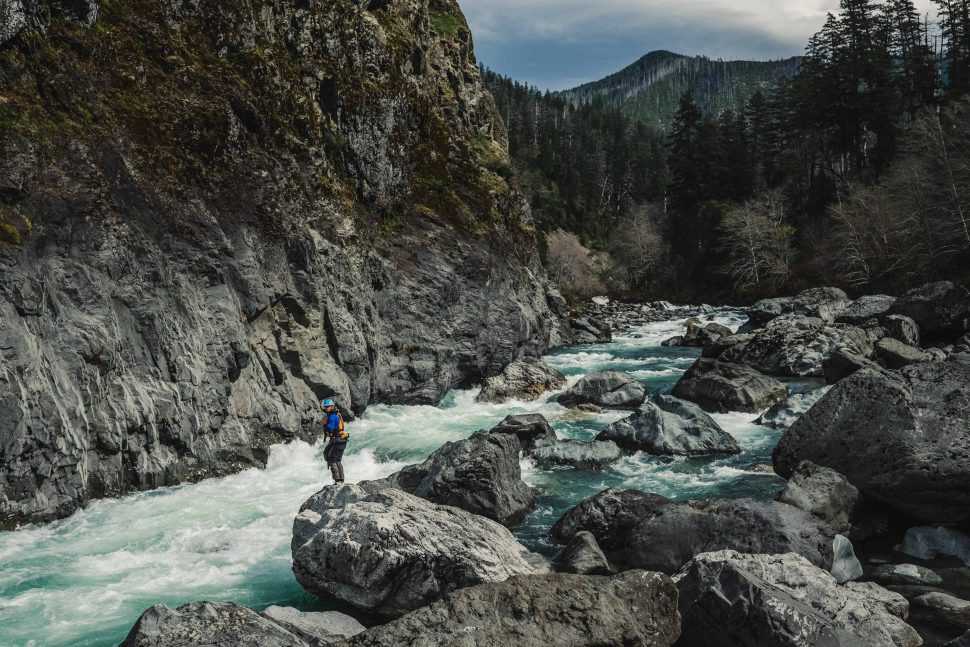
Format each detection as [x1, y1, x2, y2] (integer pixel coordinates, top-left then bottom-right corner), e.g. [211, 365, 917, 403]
[674, 551, 921, 647]
[343, 571, 681, 647]
[374, 430, 535, 526]
[774, 361, 970, 524]
[557, 370, 646, 410]
[476, 357, 566, 404]
[291, 485, 543, 616]
[120, 601, 364, 647]
[671, 358, 788, 413]
[0, 0, 565, 528]
[596, 395, 740, 456]
[721, 315, 872, 377]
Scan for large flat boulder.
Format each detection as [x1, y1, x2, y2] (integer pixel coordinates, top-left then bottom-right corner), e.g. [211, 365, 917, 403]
[557, 370, 646, 410]
[773, 361, 970, 524]
[291, 486, 543, 616]
[344, 571, 681, 647]
[674, 551, 921, 647]
[721, 315, 873, 378]
[875, 337, 927, 369]
[890, 281, 970, 341]
[671, 358, 788, 413]
[476, 357, 566, 404]
[528, 439, 623, 470]
[596, 395, 740, 456]
[836, 294, 897, 325]
[378, 430, 535, 526]
[550, 488, 671, 551]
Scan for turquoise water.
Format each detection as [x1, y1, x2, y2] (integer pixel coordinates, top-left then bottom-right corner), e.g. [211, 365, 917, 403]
[0, 310, 793, 647]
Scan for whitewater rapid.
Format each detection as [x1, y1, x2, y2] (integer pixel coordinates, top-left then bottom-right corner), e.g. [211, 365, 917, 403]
[0, 309, 802, 647]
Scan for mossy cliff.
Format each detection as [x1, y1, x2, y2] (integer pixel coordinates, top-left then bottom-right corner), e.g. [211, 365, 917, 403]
[0, 0, 566, 528]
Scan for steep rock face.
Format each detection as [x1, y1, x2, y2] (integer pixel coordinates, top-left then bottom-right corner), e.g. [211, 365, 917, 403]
[0, 0, 563, 527]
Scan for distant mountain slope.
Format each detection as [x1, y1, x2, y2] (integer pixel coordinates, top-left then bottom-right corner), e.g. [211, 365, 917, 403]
[563, 50, 802, 128]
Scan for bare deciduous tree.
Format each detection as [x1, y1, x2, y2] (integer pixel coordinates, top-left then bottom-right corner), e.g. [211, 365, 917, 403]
[719, 190, 794, 291]
[546, 229, 606, 301]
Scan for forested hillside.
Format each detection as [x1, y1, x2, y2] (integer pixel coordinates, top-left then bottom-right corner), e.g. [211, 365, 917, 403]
[488, 0, 970, 303]
[563, 50, 801, 130]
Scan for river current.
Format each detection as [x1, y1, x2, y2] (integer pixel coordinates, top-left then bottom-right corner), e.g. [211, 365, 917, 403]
[0, 309, 810, 647]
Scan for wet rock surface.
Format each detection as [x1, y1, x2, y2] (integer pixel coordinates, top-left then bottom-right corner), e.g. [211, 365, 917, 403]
[672, 358, 789, 413]
[528, 439, 624, 470]
[291, 485, 543, 616]
[476, 357, 566, 404]
[557, 370, 647, 410]
[487, 414, 558, 451]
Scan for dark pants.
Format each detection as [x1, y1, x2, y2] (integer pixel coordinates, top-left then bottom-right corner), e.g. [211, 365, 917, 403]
[324, 440, 347, 482]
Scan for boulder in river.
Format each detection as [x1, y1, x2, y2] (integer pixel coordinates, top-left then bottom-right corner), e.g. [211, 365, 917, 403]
[701, 333, 753, 359]
[377, 429, 535, 526]
[890, 281, 970, 341]
[569, 317, 612, 344]
[476, 357, 567, 404]
[528, 439, 623, 470]
[836, 294, 897, 325]
[671, 358, 788, 413]
[822, 348, 882, 384]
[625, 498, 837, 574]
[681, 322, 733, 348]
[721, 315, 873, 378]
[291, 485, 543, 616]
[773, 361, 970, 525]
[557, 370, 646, 410]
[553, 531, 613, 575]
[120, 601, 364, 647]
[747, 296, 793, 328]
[343, 571, 681, 647]
[875, 337, 927, 369]
[776, 460, 859, 533]
[550, 488, 671, 551]
[755, 388, 831, 429]
[596, 395, 741, 456]
[488, 413, 557, 451]
[674, 551, 921, 647]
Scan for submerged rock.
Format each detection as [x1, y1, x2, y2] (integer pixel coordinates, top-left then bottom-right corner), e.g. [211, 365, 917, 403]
[476, 357, 567, 404]
[528, 439, 623, 470]
[557, 370, 646, 410]
[550, 488, 671, 551]
[291, 486, 542, 616]
[553, 531, 613, 576]
[488, 414, 558, 451]
[344, 571, 681, 647]
[671, 358, 788, 413]
[596, 395, 740, 456]
[774, 361, 970, 524]
[674, 551, 921, 647]
[377, 430, 535, 526]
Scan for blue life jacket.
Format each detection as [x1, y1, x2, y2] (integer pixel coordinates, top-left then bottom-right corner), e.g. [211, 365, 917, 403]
[325, 411, 348, 441]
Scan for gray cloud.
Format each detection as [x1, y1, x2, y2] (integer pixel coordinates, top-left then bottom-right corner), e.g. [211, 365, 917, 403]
[461, 0, 938, 90]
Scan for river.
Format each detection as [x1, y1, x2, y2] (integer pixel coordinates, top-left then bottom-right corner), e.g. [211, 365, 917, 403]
[0, 309, 814, 647]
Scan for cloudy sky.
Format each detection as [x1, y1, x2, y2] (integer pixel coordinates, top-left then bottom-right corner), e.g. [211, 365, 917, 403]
[461, 0, 938, 90]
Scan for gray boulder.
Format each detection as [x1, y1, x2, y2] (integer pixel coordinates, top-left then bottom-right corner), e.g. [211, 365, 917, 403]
[946, 631, 970, 647]
[550, 488, 671, 551]
[553, 531, 613, 575]
[344, 571, 682, 647]
[883, 314, 921, 347]
[701, 332, 754, 359]
[747, 297, 793, 328]
[487, 414, 557, 451]
[569, 317, 612, 344]
[791, 287, 852, 322]
[671, 358, 788, 413]
[625, 498, 837, 574]
[377, 430, 535, 526]
[661, 335, 684, 347]
[681, 322, 733, 348]
[875, 337, 926, 369]
[898, 526, 970, 566]
[557, 370, 646, 410]
[774, 361, 970, 524]
[871, 563, 943, 586]
[776, 461, 859, 533]
[890, 281, 970, 340]
[476, 357, 566, 404]
[120, 601, 363, 647]
[913, 592, 970, 628]
[596, 395, 740, 456]
[291, 486, 543, 616]
[528, 439, 623, 470]
[823, 348, 882, 384]
[674, 551, 921, 647]
[722, 315, 873, 378]
[836, 295, 897, 325]
[756, 388, 831, 429]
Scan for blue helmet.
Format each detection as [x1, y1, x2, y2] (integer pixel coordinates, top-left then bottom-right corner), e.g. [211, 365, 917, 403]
[321, 399, 335, 409]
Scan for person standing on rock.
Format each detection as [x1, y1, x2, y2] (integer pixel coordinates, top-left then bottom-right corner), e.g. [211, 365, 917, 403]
[322, 399, 349, 484]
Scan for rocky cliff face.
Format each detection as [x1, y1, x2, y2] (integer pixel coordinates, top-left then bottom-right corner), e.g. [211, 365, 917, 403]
[0, 0, 565, 528]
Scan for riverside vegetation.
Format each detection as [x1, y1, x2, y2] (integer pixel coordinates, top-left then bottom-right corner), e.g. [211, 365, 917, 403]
[2, 0, 970, 647]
